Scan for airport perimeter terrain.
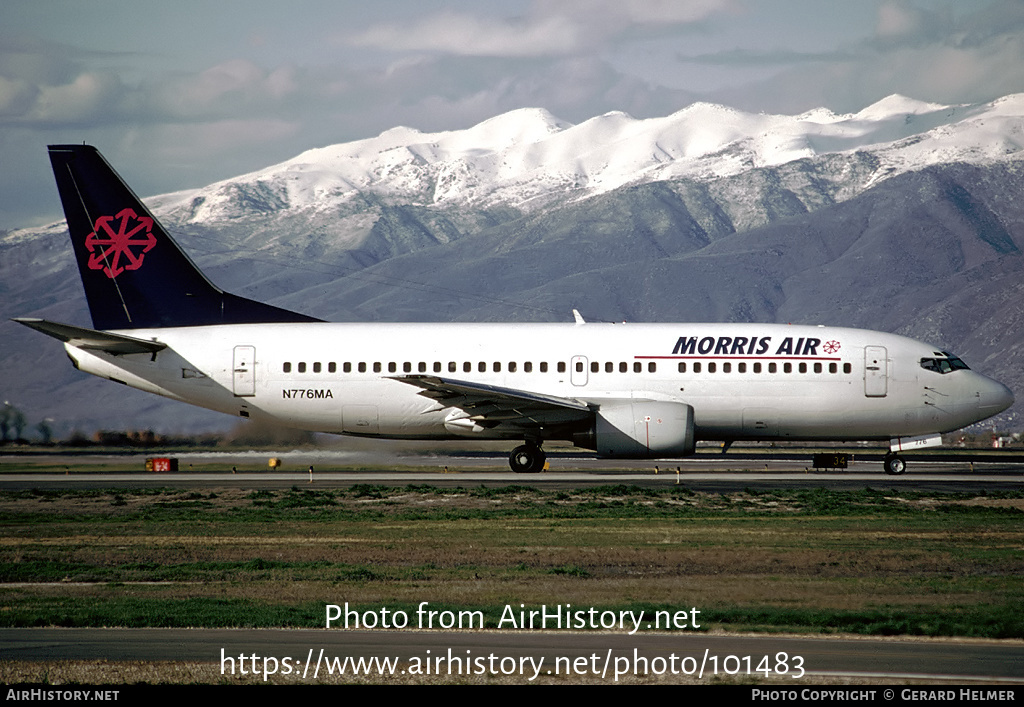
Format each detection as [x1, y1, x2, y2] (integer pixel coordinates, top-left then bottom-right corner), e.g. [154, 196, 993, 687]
[1, 448, 1022, 684]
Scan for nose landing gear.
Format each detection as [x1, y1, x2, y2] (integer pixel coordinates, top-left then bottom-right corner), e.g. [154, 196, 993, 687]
[883, 452, 907, 475]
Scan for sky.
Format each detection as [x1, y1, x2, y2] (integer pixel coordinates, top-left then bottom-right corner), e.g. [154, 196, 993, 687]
[3, 0, 1024, 229]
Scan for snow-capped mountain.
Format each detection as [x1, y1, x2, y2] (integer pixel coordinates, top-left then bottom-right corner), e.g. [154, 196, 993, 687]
[162, 93, 1024, 226]
[3, 94, 1024, 435]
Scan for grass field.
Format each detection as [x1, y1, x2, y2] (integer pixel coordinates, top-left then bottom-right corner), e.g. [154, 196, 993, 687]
[1, 484, 1022, 639]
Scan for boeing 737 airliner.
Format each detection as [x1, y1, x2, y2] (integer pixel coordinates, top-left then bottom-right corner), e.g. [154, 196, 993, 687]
[15, 145, 1015, 474]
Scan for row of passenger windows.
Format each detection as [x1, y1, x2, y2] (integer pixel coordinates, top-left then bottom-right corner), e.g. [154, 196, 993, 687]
[283, 361, 561, 374]
[281, 360, 853, 375]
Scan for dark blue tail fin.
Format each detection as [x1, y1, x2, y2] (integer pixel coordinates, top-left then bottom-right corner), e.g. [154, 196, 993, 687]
[48, 144, 321, 330]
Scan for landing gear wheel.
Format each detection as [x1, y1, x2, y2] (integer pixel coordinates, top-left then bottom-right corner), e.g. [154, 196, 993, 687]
[509, 444, 546, 473]
[883, 453, 907, 475]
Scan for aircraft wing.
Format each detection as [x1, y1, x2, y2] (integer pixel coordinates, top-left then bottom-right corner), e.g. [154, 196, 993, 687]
[392, 375, 593, 426]
[12, 318, 167, 356]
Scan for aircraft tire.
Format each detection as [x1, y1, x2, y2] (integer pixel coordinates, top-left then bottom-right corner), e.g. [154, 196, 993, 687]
[509, 444, 545, 473]
[883, 453, 907, 475]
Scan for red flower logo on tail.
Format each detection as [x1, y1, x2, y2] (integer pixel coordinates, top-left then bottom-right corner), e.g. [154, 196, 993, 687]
[85, 208, 156, 279]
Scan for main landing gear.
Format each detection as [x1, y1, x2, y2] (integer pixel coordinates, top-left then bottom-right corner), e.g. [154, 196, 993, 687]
[883, 452, 907, 475]
[509, 443, 546, 473]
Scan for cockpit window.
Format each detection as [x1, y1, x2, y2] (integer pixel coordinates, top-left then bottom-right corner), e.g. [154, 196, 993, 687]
[920, 354, 970, 374]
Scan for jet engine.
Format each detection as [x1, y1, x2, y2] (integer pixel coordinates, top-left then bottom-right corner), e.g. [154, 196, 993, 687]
[575, 401, 695, 458]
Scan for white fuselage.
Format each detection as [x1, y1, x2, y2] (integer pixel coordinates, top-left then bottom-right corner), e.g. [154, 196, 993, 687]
[63, 321, 1013, 448]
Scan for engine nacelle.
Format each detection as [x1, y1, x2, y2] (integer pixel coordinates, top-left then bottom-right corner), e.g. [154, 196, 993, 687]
[576, 400, 696, 458]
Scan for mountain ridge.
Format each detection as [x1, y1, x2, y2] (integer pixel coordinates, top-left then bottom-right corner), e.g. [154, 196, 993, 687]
[59, 92, 1020, 230]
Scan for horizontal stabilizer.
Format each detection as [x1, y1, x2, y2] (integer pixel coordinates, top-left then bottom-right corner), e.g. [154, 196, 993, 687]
[12, 318, 167, 355]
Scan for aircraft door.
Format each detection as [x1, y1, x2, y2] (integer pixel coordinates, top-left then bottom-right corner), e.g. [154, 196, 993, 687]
[864, 346, 888, 397]
[233, 345, 256, 397]
[571, 356, 588, 386]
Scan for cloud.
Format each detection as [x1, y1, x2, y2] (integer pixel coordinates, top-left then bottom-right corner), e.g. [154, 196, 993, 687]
[150, 118, 301, 159]
[0, 75, 37, 117]
[347, 0, 737, 57]
[0, 38, 130, 126]
[0, 36, 151, 126]
[151, 60, 302, 118]
[0, 36, 311, 129]
[29, 71, 126, 123]
[706, 0, 1024, 113]
[679, 47, 857, 67]
[865, 36, 1024, 105]
[873, 1, 948, 45]
[860, 1, 1024, 104]
[350, 12, 581, 57]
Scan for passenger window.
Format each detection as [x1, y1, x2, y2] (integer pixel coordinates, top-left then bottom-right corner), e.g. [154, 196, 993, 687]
[298, 362, 306, 373]
[359, 362, 367, 373]
[403, 362, 411, 373]
[557, 362, 566, 373]
[738, 362, 746, 373]
[708, 362, 717, 373]
[373, 362, 381, 373]
[723, 362, 731, 373]
[620, 362, 628, 373]
[283, 362, 291, 373]
[843, 363, 852, 374]
[829, 363, 837, 374]
[478, 362, 486, 373]
[784, 363, 792, 373]
[677, 362, 686, 373]
[633, 362, 642, 373]
[434, 362, 442, 373]
[463, 362, 472, 373]
[524, 362, 532, 373]
[648, 362, 656, 373]
[605, 362, 613, 373]
[343, 362, 351, 373]
[388, 362, 397, 373]
[591, 362, 599, 373]
[493, 362, 501, 372]
[798, 362, 807, 374]
[313, 362, 321, 373]
[753, 362, 761, 373]
[769, 363, 777, 373]
[418, 362, 426, 373]
[814, 363, 821, 373]
[541, 362, 549, 373]
[576, 362, 584, 373]
[329, 362, 336, 373]
[449, 362, 457, 373]
[694, 362, 701, 373]
[509, 362, 517, 373]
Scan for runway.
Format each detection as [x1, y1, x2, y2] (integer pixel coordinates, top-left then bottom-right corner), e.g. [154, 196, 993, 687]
[2, 448, 1024, 492]
[3, 627, 1023, 684]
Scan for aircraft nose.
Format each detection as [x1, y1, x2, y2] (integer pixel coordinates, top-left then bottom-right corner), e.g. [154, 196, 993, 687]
[978, 377, 1015, 414]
